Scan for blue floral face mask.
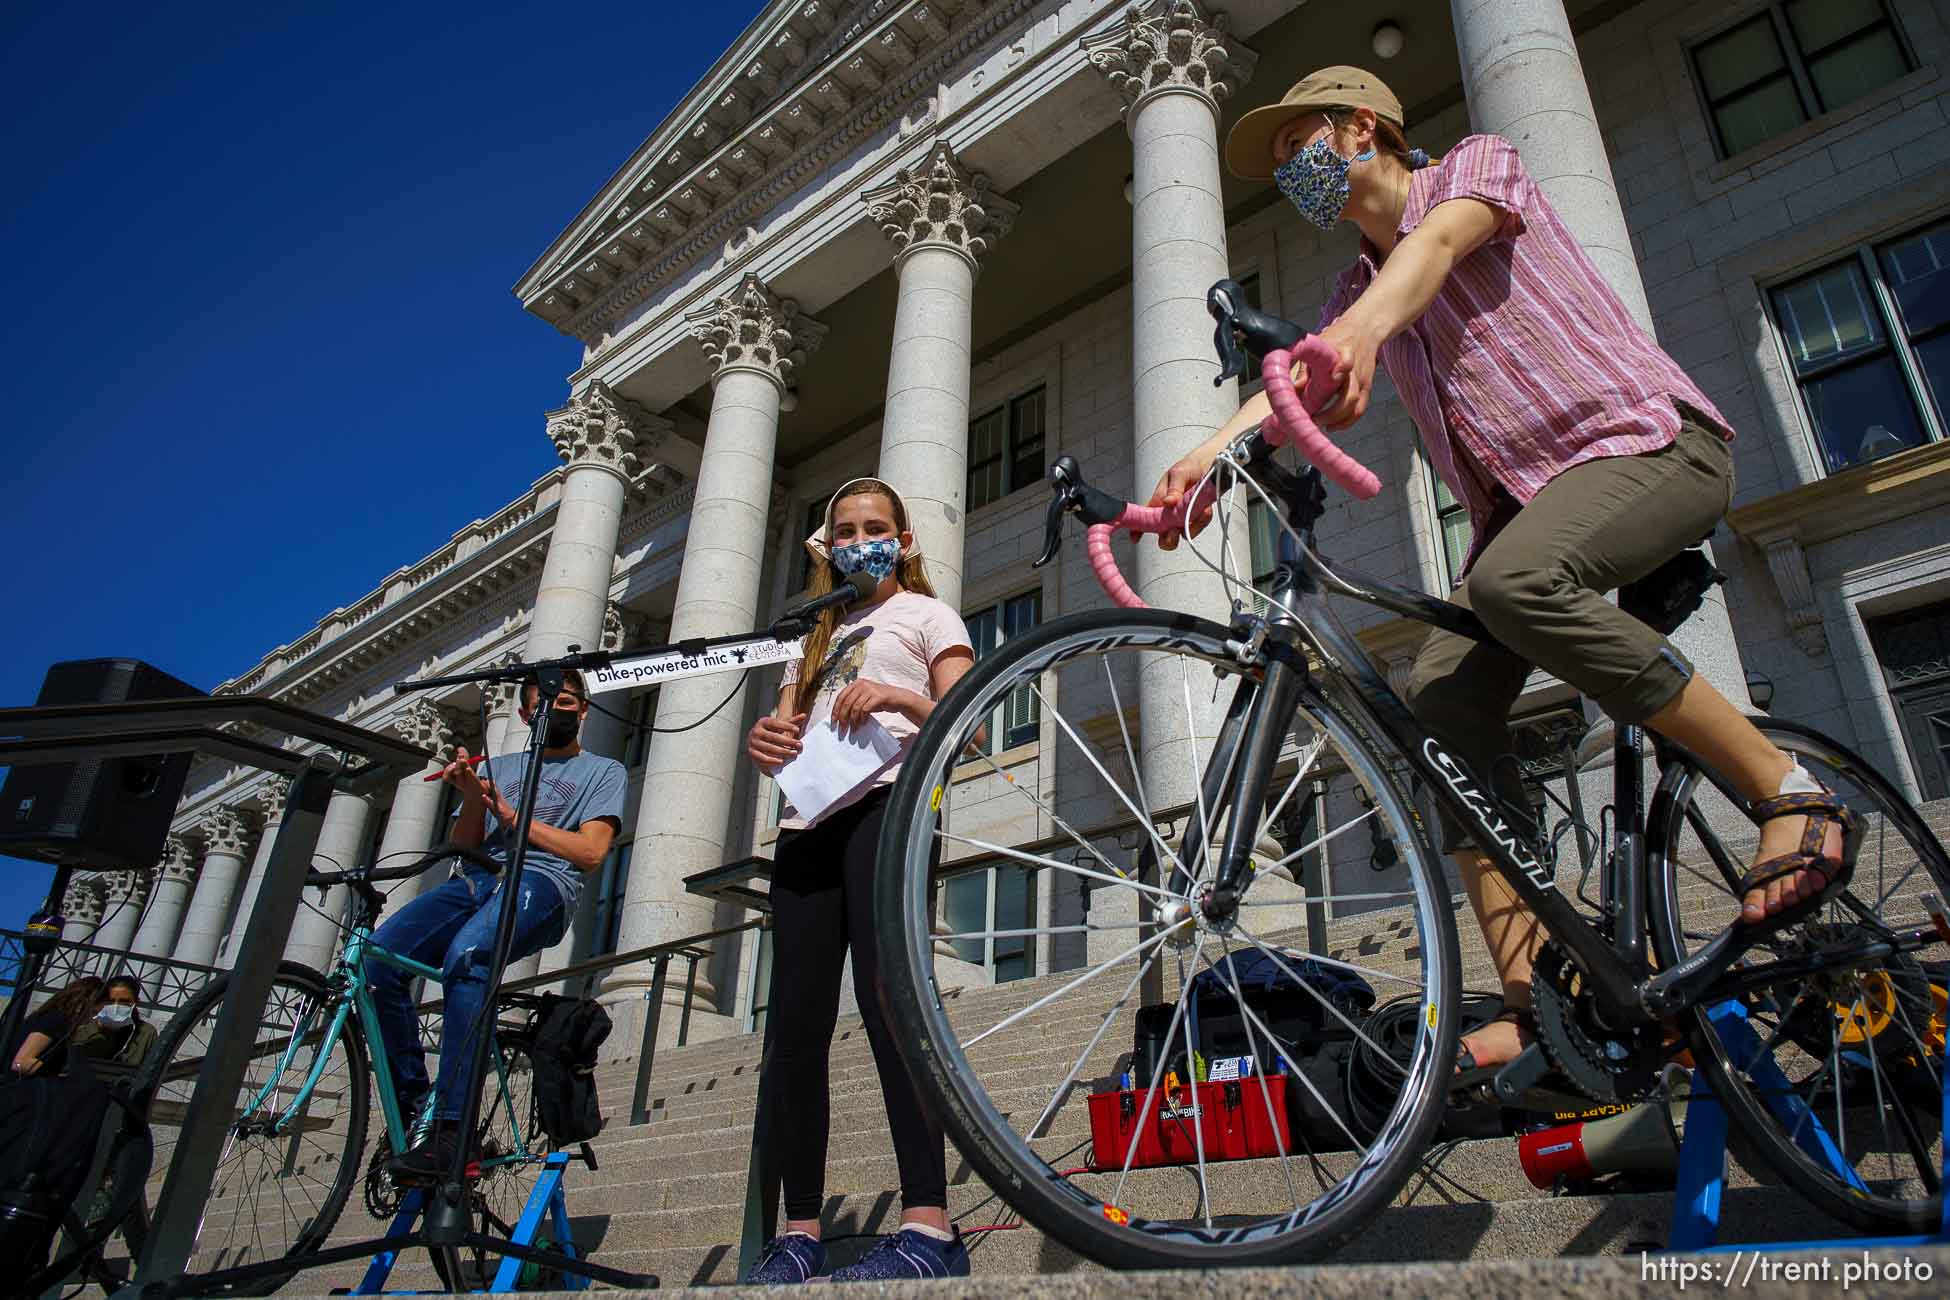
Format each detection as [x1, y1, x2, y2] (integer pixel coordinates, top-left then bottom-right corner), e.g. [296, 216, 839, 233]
[1275, 134, 1374, 231]
[832, 537, 901, 581]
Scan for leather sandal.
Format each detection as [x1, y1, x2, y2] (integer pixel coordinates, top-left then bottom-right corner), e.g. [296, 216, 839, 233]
[1735, 786, 1859, 938]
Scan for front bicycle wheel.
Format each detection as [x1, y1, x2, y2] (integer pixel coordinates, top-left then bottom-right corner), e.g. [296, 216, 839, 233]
[133, 961, 370, 1287]
[876, 608, 1462, 1269]
[1650, 718, 1946, 1233]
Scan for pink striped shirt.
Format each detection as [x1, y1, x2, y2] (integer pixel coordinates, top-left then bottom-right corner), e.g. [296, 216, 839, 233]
[1318, 134, 1733, 578]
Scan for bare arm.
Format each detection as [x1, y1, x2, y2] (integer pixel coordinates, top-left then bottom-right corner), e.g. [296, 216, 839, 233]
[12, 1030, 53, 1076]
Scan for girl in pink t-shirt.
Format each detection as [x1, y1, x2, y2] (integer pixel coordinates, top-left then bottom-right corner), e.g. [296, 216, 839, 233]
[740, 477, 976, 1283]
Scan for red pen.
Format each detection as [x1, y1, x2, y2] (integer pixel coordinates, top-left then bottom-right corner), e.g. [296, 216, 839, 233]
[422, 755, 489, 782]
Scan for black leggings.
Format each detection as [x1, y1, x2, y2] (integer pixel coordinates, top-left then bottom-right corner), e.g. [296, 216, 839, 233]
[762, 786, 946, 1219]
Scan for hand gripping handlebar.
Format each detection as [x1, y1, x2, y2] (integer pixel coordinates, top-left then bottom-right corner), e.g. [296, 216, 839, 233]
[1035, 320, 1381, 608]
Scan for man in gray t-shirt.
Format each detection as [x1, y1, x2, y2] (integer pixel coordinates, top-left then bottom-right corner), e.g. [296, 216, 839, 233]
[367, 669, 626, 1183]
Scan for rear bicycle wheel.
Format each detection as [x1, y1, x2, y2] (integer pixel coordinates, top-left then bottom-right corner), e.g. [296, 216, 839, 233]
[875, 607, 1461, 1269]
[132, 961, 370, 1288]
[1649, 718, 1946, 1233]
[473, 1026, 546, 1234]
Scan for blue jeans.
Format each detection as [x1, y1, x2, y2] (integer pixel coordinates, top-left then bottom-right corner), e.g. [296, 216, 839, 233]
[366, 867, 569, 1122]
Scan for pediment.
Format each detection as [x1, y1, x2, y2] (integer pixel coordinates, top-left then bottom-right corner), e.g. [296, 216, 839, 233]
[515, 0, 1024, 344]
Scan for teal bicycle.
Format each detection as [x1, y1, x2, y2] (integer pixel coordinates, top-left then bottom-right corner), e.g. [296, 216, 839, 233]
[130, 843, 552, 1290]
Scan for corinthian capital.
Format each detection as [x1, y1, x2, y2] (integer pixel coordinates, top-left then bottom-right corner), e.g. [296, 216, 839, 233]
[201, 806, 256, 858]
[104, 869, 148, 905]
[862, 141, 1019, 271]
[684, 273, 828, 388]
[159, 835, 199, 885]
[255, 773, 293, 826]
[394, 697, 464, 763]
[1081, 0, 1256, 123]
[63, 876, 104, 926]
[546, 381, 675, 484]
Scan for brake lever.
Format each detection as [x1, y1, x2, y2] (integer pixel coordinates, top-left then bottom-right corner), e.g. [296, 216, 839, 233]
[1034, 455, 1130, 568]
[1032, 488, 1066, 569]
[1207, 280, 1249, 385]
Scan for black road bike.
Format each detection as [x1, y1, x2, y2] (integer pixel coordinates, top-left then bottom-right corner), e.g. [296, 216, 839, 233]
[873, 280, 1949, 1269]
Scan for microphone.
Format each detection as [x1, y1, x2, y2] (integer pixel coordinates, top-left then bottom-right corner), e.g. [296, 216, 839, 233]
[771, 571, 877, 637]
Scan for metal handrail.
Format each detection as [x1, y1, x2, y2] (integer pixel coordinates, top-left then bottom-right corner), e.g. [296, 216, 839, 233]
[0, 931, 225, 1017]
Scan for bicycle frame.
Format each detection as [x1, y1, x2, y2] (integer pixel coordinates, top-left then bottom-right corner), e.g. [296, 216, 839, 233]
[243, 920, 534, 1167]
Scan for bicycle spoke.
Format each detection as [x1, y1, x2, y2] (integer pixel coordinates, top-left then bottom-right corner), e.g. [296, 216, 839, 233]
[1234, 922, 1408, 1072]
[1213, 935, 1300, 1213]
[935, 829, 1177, 902]
[1848, 977, 1899, 1187]
[1103, 655, 1152, 837]
[965, 926, 1179, 1050]
[942, 921, 1150, 944]
[1174, 943, 1216, 1229]
[1027, 939, 1168, 1140]
[962, 738, 1130, 882]
[1033, 679, 1192, 883]
[1113, 937, 1206, 1207]
[1264, 806, 1380, 877]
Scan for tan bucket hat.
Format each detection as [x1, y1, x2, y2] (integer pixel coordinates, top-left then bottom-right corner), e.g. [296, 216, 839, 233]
[1224, 65, 1405, 181]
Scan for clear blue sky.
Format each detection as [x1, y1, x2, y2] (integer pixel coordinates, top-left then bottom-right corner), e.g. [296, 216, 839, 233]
[0, 2, 763, 931]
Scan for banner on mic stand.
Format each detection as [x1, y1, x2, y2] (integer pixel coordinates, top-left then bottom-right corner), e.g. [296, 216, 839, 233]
[585, 636, 803, 695]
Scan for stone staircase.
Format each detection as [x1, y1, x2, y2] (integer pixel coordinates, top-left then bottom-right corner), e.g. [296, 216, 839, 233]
[172, 882, 1929, 1295]
[106, 798, 1949, 1296]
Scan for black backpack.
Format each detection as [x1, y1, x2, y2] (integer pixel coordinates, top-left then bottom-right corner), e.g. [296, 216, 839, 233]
[528, 994, 612, 1147]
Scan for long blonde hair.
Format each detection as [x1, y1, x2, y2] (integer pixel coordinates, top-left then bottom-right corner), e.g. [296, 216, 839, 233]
[794, 479, 935, 701]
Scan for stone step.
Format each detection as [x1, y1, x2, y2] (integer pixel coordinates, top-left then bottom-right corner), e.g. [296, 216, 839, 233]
[275, 1181, 1871, 1293]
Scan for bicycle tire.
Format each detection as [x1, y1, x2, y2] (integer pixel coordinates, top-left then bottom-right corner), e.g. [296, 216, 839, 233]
[132, 960, 370, 1288]
[876, 607, 1462, 1269]
[1648, 717, 1947, 1234]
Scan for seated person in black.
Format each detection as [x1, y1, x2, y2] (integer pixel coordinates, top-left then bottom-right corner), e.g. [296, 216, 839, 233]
[11, 976, 108, 1079]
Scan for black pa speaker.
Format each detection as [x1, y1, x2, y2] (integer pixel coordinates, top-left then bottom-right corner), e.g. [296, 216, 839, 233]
[0, 659, 204, 870]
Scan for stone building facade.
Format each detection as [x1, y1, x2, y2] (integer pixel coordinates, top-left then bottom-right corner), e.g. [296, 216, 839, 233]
[62, 0, 1950, 1051]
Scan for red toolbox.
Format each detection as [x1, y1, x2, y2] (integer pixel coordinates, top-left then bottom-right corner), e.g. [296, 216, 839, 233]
[1087, 1076, 1294, 1170]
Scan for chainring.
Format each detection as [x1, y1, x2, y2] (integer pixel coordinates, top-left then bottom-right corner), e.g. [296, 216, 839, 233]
[364, 1145, 403, 1220]
[1531, 941, 1663, 1104]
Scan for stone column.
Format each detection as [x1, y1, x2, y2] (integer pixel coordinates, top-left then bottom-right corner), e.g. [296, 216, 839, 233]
[534, 384, 671, 655]
[175, 808, 256, 969]
[535, 602, 636, 987]
[862, 141, 1019, 610]
[483, 673, 522, 757]
[284, 791, 373, 973]
[377, 698, 466, 911]
[1085, 2, 1256, 921]
[612, 275, 825, 1037]
[222, 775, 291, 965]
[1451, 0, 1752, 714]
[91, 870, 148, 968]
[129, 837, 195, 956]
[59, 876, 103, 945]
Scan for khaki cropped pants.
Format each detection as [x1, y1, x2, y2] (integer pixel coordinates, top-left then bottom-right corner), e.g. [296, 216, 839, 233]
[1406, 410, 1734, 852]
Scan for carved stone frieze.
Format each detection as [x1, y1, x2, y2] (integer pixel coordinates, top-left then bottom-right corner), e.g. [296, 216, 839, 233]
[1081, 0, 1256, 122]
[862, 140, 1018, 270]
[546, 380, 675, 484]
[684, 273, 828, 387]
[201, 807, 256, 859]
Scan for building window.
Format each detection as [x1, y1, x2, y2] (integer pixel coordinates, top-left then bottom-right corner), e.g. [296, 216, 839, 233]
[1406, 433, 1472, 587]
[594, 839, 632, 955]
[1235, 271, 1262, 312]
[942, 861, 1036, 983]
[964, 590, 1042, 753]
[1769, 216, 1950, 474]
[968, 387, 1047, 511]
[747, 926, 775, 1034]
[1869, 600, 1950, 799]
[791, 498, 826, 592]
[1692, 1, 1911, 158]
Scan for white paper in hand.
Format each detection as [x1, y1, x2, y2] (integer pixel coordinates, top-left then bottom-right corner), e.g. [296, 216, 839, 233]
[773, 716, 904, 824]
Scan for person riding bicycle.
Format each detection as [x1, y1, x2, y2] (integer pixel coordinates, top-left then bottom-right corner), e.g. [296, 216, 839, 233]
[1149, 66, 1856, 1083]
[367, 668, 625, 1182]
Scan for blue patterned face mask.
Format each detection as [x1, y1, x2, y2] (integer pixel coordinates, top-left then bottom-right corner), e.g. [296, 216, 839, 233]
[1275, 135, 1374, 231]
[832, 537, 901, 581]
